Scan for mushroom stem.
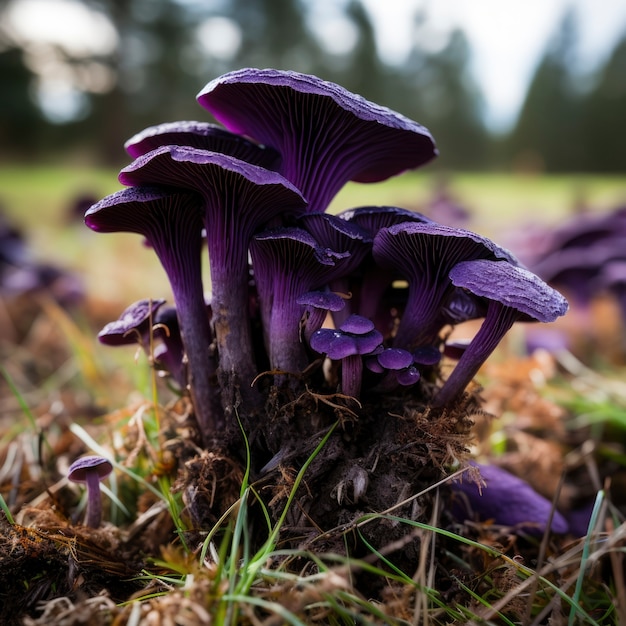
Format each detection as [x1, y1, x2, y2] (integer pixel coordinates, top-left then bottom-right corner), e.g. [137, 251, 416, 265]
[84, 470, 104, 528]
[173, 287, 222, 438]
[433, 302, 515, 408]
[341, 354, 363, 399]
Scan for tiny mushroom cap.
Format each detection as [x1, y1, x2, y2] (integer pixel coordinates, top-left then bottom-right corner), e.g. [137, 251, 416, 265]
[197, 68, 437, 213]
[373, 221, 519, 350]
[450, 463, 569, 535]
[310, 314, 383, 398]
[67, 455, 113, 528]
[434, 259, 568, 408]
[119, 146, 307, 407]
[124, 120, 281, 169]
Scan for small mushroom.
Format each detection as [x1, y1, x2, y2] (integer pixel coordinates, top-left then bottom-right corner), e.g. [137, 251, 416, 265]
[372, 347, 421, 390]
[310, 314, 383, 398]
[434, 259, 568, 408]
[197, 68, 437, 213]
[67, 455, 113, 528]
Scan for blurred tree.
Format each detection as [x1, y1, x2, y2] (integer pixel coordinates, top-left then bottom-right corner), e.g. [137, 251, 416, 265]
[580, 32, 626, 172]
[0, 45, 46, 157]
[395, 26, 489, 170]
[506, 9, 584, 172]
[224, 0, 324, 73]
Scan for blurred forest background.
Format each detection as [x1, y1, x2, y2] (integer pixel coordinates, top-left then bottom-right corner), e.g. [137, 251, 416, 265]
[1, 0, 625, 172]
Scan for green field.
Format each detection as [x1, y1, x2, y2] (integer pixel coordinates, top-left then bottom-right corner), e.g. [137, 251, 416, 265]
[1, 165, 625, 305]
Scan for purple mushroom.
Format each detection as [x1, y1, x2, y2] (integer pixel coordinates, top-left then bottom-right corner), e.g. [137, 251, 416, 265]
[197, 68, 437, 213]
[450, 463, 569, 536]
[97, 298, 167, 348]
[119, 146, 307, 410]
[371, 347, 421, 390]
[310, 314, 383, 398]
[434, 259, 568, 408]
[372, 222, 518, 351]
[86, 187, 221, 440]
[249, 227, 348, 378]
[124, 120, 280, 170]
[67, 455, 113, 528]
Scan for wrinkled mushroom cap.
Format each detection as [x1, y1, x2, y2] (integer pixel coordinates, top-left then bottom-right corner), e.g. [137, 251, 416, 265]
[449, 259, 569, 323]
[68, 455, 113, 483]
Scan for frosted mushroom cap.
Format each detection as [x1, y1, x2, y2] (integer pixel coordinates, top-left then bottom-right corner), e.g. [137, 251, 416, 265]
[68, 455, 113, 483]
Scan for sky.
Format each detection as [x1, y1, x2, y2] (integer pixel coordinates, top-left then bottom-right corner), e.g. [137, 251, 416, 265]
[5, 0, 626, 131]
[359, 0, 626, 130]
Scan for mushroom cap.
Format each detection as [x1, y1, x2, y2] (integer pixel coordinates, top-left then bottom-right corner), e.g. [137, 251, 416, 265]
[124, 120, 280, 169]
[339, 314, 375, 335]
[197, 68, 437, 212]
[377, 348, 413, 370]
[98, 298, 166, 346]
[68, 455, 113, 483]
[373, 221, 519, 275]
[85, 186, 203, 235]
[118, 146, 307, 234]
[310, 325, 383, 359]
[449, 259, 569, 323]
[338, 205, 432, 237]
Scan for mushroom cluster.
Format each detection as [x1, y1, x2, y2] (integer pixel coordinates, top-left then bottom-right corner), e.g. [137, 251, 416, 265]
[86, 68, 568, 448]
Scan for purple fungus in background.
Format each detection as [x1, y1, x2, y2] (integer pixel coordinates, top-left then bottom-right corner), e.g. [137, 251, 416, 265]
[451, 463, 568, 535]
[68, 455, 113, 528]
[124, 120, 281, 170]
[373, 222, 518, 350]
[197, 68, 437, 213]
[119, 146, 307, 408]
[250, 227, 348, 377]
[310, 314, 383, 398]
[434, 259, 568, 408]
[297, 290, 346, 343]
[86, 187, 221, 439]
